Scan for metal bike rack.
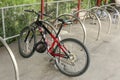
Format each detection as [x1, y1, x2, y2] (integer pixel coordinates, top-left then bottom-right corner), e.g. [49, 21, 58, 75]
[108, 3, 120, 8]
[90, 6, 112, 34]
[0, 37, 19, 80]
[74, 9, 101, 40]
[53, 13, 87, 44]
[101, 5, 120, 29]
[108, 3, 120, 29]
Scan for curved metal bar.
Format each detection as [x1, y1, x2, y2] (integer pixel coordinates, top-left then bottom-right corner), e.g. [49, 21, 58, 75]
[88, 10, 101, 40]
[0, 37, 19, 80]
[99, 7, 112, 33]
[108, 3, 120, 29]
[108, 3, 120, 7]
[74, 9, 101, 40]
[89, 6, 101, 10]
[101, 5, 120, 29]
[91, 7, 112, 34]
[53, 13, 87, 44]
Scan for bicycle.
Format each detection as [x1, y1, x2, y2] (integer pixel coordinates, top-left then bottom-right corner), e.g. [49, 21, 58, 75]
[18, 10, 90, 77]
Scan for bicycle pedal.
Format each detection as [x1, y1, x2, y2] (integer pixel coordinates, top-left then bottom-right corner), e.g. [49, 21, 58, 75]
[49, 58, 55, 64]
[49, 58, 58, 70]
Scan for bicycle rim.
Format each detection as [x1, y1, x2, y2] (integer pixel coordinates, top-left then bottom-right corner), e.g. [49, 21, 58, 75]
[18, 26, 36, 58]
[55, 38, 89, 77]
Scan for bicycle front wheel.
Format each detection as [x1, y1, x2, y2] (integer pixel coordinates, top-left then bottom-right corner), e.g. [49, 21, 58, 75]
[18, 26, 36, 58]
[55, 38, 89, 77]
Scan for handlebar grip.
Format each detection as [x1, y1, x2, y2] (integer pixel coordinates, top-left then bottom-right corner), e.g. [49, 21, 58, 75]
[24, 10, 39, 16]
[24, 10, 34, 13]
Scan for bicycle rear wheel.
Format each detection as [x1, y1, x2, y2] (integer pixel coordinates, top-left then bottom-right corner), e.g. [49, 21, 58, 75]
[18, 26, 36, 58]
[55, 38, 89, 77]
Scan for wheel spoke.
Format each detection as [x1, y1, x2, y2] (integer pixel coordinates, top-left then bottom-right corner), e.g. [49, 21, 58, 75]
[55, 38, 89, 76]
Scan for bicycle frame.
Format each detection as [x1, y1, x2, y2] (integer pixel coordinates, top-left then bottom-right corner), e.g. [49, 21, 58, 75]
[36, 20, 69, 58]
[24, 10, 69, 58]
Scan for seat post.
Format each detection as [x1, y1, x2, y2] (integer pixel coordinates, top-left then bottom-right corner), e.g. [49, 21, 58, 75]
[56, 22, 64, 38]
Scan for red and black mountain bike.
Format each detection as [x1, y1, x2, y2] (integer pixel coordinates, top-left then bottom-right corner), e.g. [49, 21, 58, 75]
[18, 10, 89, 77]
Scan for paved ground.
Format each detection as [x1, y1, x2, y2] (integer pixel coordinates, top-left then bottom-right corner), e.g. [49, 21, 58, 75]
[1, 20, 120, 80]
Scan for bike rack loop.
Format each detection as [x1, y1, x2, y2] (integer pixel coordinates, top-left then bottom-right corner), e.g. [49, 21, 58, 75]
[0, 37, 19, 80]
[74, 9, 101, 40]
[101, 5, 120, 29]
[53, 13, 87, 44]
[90, 6, 112, 34]
[108, 3, 120, 7]
[108, 3, 120, 28]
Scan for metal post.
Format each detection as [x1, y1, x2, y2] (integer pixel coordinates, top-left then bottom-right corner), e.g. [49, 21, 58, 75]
[41, 0, 44, 19]
[1, 8, 6, 39]
[77, 0, 80, 11]
[45, 0, 48, 14]
[56, 2, 59, 18]
[88, 0, 91, 8]
[97, 0, 101, 6]
[77, 0, 81, 17]
[104, 0, 108, 4]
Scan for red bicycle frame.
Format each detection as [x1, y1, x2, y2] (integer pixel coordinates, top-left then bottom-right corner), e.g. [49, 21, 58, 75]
[24, 10, 70, 58]
[48, 33, 68, 58]
[38, 20, 69, 58]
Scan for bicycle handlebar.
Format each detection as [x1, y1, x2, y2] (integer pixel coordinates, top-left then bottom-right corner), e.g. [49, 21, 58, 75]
[24, 9, 52, 18]
[24, 10, 72, 24]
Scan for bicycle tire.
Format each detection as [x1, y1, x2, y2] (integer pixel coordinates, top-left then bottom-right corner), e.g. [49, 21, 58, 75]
[18, 26, 36, 58]
[55, 38, 89, 77]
